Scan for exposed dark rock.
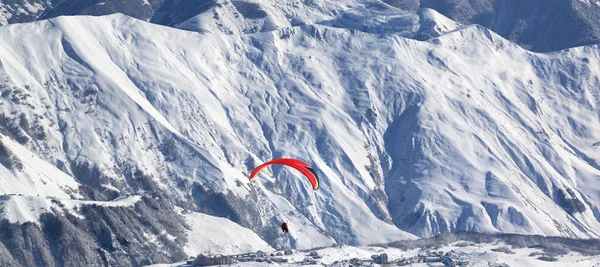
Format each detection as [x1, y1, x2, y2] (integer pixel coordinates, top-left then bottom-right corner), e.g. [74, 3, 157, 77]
[554, 188, 586, 215]
[0, 196, 188, 267]
[0, 140, 23, 171]
[231, 1, 268, 19]
[0, 220, 54, 267]
[0, 113, 30, 145]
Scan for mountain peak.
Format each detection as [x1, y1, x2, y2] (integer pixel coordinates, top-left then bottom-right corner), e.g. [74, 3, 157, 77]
[414, 8, 460, 40]
[1, 3, 600, 266]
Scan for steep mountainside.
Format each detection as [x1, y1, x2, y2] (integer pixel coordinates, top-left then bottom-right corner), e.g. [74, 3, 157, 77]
[2, 0, 600, 52]
[0, 0, 445, 38]
[383, 0, 600, 52]
[0, 11, 600, 266]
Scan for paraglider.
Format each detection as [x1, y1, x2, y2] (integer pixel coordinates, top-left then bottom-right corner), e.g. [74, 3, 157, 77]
[248, 158, 320, 190]
[249, 158, 320, 236]
[281, 222, 289, 233]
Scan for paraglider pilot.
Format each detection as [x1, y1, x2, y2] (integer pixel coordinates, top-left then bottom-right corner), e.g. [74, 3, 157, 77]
[281, 222, 289, 233]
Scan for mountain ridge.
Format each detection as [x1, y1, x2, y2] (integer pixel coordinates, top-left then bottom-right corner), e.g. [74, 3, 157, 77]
[3, 0, 600, 52]
[0, 11, 600, 266]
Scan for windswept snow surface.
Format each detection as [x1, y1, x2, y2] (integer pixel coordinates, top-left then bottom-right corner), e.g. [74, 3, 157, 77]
[383, 0, 600, 52]
[177, 0, 420, 35]
[415, 8, 460, 40]
[177, 1, 460, 40]
[0, 135, 82, 199]
[276, 244, 600, 267]
[2, 0, 600, 53]
[146, 242, 600, 267]
[0, 195, 142, 224]
[176, 207, 274, 256]
[0, 12, 600, 249]
[0, 0, 459, 40]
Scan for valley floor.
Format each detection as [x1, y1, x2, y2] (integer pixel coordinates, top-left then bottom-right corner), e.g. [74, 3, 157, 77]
[146, 241, 600, 267]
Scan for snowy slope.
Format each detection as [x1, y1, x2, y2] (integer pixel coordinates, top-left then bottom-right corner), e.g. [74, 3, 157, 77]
[175, 0, 460, 40]
[0, 135, 81, 199]
[0, 0, 153, 25]
[0, 13, 419, 249]
[147, 241, 600, 267]
[0, 9, 600, 259]
[384, 0, 600, 52]
[177, 0, 419, 35]
[176, 207, 274, 256]
[0, 195, 141, 225]
[0, 0, 49, 25]
[414, 8, 460, 40]
[249, 244, 600, 267]
[0, 0, 460, 39]
[2, 0, 600, 53]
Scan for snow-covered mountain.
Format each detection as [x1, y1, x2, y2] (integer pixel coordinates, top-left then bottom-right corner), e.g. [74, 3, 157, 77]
[0, 0, 450, 38]
[2, 0, 600, 53]
[384, 0, 600, 52]
[1, 6, 600, 267]
[0, 0, 600, 52]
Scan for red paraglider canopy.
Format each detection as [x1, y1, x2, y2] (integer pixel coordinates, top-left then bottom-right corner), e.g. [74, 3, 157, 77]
[249, 158, 320, 190]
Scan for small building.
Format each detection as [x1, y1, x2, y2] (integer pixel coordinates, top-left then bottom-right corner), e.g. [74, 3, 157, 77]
[192, 254, 232, 266]
[240, 252, 256, 258]
[309, 251, 321, 259]
[425, 257, 442, 263]
[284, 249, 293, 255]
[350, 258, 365, 266]
[302, 257, 317, 265]
[456, 260, 470, 266]
[441, 256, 456, 267]
[257, 250, 268, 258]
[371, 253, 389, 264]
[271, 257, 288, 263]
[239, 256, 253, 262]
[396, 257, 414, 266]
